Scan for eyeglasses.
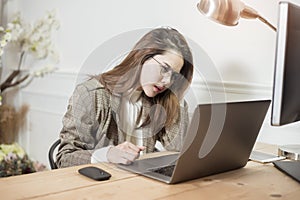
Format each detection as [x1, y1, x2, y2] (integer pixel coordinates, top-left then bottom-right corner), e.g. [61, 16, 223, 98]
[151, 57, 181, 82]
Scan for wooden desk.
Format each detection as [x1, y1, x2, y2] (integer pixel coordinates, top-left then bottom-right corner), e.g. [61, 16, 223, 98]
[0, 143, 299, 200]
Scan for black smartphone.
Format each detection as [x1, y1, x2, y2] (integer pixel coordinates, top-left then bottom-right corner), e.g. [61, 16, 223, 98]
[78, 166, 111, 181]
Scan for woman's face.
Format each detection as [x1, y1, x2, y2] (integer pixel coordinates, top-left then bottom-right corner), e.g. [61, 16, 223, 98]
[140, 51, 184, 98]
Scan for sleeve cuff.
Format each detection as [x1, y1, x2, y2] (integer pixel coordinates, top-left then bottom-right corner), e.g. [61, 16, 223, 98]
[91, 146, 112, 163]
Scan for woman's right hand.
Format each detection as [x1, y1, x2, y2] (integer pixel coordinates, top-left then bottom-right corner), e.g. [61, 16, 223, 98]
[106, 141, 145, 165]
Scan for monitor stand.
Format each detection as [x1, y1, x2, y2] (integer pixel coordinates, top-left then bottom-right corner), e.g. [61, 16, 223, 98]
[278, 144, 300, 160]
[249, 145, 300, 182]
[273, 144, 300, 183]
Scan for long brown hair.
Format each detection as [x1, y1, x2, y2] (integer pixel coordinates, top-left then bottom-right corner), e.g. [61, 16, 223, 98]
[96, 27, 194, 128]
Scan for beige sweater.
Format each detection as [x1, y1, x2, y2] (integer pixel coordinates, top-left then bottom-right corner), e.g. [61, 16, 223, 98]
[56, 78, 189, 168]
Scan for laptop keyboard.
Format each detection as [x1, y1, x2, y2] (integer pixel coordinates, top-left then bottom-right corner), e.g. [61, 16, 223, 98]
[150, 165, 175, 177]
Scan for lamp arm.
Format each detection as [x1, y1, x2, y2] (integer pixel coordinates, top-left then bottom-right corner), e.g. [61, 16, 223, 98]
[257, 15, 277, 32]
[241, 5, 277, 32]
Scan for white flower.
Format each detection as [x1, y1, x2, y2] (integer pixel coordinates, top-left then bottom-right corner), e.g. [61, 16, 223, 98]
[0, 31, 11, 48]
[0, 40, 7, 47]
[3, 10, 60, 61]
[3, 32, 12, 41]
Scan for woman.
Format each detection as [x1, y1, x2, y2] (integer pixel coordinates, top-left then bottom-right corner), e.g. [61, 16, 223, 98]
[56, 27, 194, 168]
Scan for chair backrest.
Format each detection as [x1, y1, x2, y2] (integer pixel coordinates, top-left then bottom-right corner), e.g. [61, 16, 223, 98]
[48, 139, 61, 169]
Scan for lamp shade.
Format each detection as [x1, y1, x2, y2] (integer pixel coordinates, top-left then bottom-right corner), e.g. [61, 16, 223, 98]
[197, 0, 246, 26]
[197, 0, 276, 31]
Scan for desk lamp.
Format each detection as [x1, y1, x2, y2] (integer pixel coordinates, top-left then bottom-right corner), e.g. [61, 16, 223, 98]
[197, 0, 276, 31]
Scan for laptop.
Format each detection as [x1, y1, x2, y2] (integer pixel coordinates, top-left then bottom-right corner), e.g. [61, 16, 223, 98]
[118, 100, 271, 184]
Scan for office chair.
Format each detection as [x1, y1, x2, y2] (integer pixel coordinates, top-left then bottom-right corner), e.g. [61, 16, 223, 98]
[48, 139, 61, 169]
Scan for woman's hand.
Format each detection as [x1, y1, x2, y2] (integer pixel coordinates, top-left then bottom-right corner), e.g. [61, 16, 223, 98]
[106, 141, 145, 165]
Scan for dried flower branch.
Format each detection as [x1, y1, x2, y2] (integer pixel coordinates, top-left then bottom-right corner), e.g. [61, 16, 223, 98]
[0, 104, 28, 144]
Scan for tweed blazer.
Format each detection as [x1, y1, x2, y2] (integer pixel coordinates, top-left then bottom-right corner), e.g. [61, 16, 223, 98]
[56, 78, 189, 168]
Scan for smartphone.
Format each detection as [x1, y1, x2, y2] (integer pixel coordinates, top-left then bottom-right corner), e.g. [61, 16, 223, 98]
[78, 166, 111, 181]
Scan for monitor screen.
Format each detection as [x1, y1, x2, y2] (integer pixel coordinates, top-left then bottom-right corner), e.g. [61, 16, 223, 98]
[271, 1, 300, 126]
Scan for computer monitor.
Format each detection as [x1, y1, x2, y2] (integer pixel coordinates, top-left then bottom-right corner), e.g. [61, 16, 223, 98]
[266, 2, 300, 183]
[271, 1, 300, 127]
[271, 1, 300, 160]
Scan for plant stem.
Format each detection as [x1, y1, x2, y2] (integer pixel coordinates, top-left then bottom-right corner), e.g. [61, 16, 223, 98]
[0, 51, 29, 93]
[18, 51, 25, 71]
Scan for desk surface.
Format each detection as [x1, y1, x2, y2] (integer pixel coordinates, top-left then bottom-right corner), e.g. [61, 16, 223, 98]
[0, 143, 299, 200]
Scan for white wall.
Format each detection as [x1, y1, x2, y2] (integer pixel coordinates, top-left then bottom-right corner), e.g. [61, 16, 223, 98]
[3, 0, 300, 167]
